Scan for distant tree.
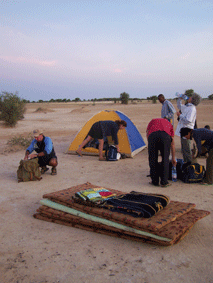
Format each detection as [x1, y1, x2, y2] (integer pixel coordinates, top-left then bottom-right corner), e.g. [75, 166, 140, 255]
[38, 99, 44, 103]
[150, 95, 158, 103]
[208, 94, 213, 100]
[74, 97, 81, 102]
[0, 91, 26, 127]
[120, 92, 129, 104]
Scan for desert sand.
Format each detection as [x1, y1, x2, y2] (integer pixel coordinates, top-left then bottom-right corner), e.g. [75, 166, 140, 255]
[0, 100, 212, 283]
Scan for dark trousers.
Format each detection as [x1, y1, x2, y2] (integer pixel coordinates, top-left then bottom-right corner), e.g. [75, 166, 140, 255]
[148, 131, 171, 186]
[205, 148, 213, 184]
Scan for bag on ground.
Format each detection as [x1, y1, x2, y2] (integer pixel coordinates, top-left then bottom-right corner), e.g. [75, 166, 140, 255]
[17, 158, 42, 182]
[181, 163, 205, 183]
[105, 145, 118, 161]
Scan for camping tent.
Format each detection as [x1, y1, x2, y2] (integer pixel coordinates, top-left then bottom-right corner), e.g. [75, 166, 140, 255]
[66, 110, 146, 157]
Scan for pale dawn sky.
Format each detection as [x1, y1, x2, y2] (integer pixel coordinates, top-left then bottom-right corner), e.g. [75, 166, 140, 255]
[1, 0, 213, 101]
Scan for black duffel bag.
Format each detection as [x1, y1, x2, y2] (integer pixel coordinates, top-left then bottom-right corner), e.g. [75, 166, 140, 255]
[181, 163, 205, 183]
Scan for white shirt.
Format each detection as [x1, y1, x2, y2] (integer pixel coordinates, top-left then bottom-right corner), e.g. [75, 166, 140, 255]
[175, 98, 196, 137]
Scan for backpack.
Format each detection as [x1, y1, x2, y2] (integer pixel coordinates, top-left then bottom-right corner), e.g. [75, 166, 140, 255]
[105, 145, 118, 161]
[17, 158, 42, 182]
[181, 163, 205, 183]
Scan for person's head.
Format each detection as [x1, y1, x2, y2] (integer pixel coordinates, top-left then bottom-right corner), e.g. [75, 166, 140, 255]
[180, 128, 193, 139]
[115, 120, 127, 130]
[158, 94, 165, 104]
[204, 125, 210, 130]
[188, 93, 201, 106]
[33, 129, 44, 142]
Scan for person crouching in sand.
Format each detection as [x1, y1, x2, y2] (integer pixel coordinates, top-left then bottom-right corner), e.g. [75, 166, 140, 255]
[76, 120, 127, 161]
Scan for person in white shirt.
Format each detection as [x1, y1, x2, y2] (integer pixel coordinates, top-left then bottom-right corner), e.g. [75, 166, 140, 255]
[175, 93, 201, 163]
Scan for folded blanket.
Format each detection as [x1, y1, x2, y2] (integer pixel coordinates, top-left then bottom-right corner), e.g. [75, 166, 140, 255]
[75, 187, 116, 204]
[101, 191, 170, 218]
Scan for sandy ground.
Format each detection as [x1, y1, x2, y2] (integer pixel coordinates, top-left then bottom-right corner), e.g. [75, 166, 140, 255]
[0, 100, 212, 283]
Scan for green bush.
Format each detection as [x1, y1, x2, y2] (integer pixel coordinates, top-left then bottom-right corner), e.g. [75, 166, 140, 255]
[0, 91, 26, 127]
[120, 92, 129, 104]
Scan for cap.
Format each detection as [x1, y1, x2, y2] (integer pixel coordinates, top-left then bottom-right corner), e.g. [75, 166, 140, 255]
[33, 129, 43, 137]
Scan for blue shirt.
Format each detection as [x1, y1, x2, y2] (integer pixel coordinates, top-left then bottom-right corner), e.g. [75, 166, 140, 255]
[100, 121, 120, 145]
[27, 136, 53, 155]
[192, 129, 213, 154]
[161, 100, 176, 125]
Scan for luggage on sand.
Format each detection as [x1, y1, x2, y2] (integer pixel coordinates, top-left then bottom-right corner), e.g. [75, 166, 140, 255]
[17, 158, 42, 182]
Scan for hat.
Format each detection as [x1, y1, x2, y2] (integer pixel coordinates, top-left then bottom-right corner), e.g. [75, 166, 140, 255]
[33, 129, 43, 137]
[191, 93, 201, 106]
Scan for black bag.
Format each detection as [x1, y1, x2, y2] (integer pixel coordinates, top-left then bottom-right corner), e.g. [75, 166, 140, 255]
[181, 163, 205, 183]
[105, 145, 118, 161]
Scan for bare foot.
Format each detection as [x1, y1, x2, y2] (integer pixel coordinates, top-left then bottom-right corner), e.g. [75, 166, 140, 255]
[99, 157, 106, 161]
[76, 149, 82, 157]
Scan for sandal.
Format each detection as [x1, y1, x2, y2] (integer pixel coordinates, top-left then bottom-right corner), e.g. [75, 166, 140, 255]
[51, 167, 57, 175]
[41, 167, 49, 174]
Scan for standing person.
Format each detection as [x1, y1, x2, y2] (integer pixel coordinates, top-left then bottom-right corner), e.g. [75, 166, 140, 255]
[175, 93, 201, 163]
[146, 118, 176, 187]
[180, 127, 213, 185]
[24, 129, 58, 175]
[158, 94, 176, 126]
[76, 120, 127, 161]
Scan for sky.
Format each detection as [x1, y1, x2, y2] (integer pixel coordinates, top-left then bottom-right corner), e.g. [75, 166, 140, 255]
[0, 0, 213, 101]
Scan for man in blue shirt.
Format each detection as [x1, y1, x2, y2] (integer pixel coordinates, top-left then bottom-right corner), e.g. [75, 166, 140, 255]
[158, 94, 176, 126]
[180, 127, 213, 185]
[24, 129, 58, 175]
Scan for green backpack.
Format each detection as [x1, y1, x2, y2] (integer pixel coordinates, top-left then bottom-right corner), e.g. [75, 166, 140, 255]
[17, 158, 42, 182]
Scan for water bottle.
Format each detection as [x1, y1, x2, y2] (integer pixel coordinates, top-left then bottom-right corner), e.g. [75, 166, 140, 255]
[181, 94, 189, 100]
[175, 92, 188, 100]
[172, 166, 177, 182]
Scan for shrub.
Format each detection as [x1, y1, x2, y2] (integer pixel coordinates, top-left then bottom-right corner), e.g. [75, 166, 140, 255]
[120, 92, 129, 104]
[7, 134, 33, 148]
[0, 92, 26, 127]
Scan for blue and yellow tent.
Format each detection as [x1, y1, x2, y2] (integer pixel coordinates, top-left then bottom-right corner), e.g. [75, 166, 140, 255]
[66, 110, 146, 157]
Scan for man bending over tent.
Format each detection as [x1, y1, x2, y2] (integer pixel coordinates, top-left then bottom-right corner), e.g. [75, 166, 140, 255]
[76, 120, 127, 161]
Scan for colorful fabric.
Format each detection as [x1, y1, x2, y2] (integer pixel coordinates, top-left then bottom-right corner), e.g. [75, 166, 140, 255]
[75, 187, 116, 204]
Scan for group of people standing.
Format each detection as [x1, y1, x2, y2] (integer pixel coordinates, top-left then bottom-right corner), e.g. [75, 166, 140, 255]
[147, 93, 212, 187]
[24, 93, 212, 186]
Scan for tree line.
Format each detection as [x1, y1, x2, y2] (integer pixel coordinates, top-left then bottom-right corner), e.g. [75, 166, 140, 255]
[0, 90, 212, 127]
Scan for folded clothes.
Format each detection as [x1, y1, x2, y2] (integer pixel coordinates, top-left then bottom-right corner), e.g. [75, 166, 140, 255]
[75, 187, 116, 204]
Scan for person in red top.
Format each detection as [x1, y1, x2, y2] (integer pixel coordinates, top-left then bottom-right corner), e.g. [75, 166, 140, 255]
[146, 118, 177, 187]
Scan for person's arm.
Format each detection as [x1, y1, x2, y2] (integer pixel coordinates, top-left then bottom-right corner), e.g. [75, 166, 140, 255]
[43, 137, 53, 154]
[170, 137, 177, 166]
[166, 101, 176, 119]
[177, 97, 182, 110]
[24, 140, 35, 159]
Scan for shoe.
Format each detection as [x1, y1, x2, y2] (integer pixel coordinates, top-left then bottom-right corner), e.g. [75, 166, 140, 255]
[160, 183, 171, 188]
[99, 157, 106, 161]
[41, 167, 49, 174]
[51, 167, 57, 175]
